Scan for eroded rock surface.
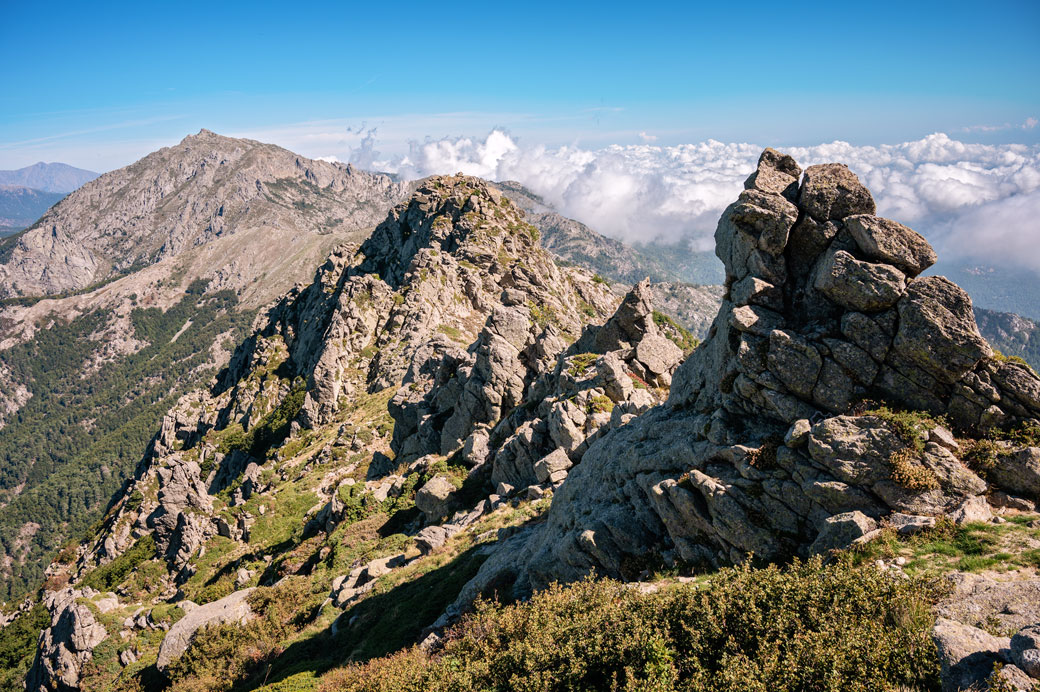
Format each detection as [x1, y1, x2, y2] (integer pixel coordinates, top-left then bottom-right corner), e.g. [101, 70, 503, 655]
[456, 147, 1040, 601]
[156, 587, 255, 673]
[26, 588, 108, 692]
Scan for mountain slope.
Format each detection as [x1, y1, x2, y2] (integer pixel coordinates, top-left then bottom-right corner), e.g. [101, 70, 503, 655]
[0, 130, 406, 299]
[0, 162, 97, 194]
[0, 186, 65, 235]
[975, 306, 1040, 371]
[0, 132, 409, 603]
[5, 174, 627, 690]
[7, 149, 1040, 692]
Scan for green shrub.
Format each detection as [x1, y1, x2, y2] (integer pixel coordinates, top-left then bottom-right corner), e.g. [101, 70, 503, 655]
[889, 448, 940, 490]
[652, 310, 700, 354]
[318, 557, 945, 692]
[862, 406, 939, 454]
[567, 353, 598, 377]
[0, 603, 49, 689]
[337, 483, 377, 524]
[80, 534, 157, 591]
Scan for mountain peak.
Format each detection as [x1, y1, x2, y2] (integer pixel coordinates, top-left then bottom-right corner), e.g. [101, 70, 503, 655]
[357, 173, 537, 288]
[0, 131, 409, 301]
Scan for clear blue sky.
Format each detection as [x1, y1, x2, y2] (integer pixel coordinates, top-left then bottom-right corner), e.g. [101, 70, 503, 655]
[2, 0, 1038, 170]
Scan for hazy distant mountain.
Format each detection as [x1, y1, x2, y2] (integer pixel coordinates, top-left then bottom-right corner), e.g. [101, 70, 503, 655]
[0, 162, 97, 193]
[932, 261, 1040, 322]
[975, 306, 1040, 371]
[496, 180, 725, 286]
[0, 185, 65, 235]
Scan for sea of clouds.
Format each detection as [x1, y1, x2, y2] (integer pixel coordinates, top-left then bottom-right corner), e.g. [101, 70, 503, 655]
[340, 130, 1040, 273]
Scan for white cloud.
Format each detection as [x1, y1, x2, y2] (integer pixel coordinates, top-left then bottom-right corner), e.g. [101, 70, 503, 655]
[638, 131, 657, 142]
[962, 117, 1039, 133]
[362, 130, 1040, 273]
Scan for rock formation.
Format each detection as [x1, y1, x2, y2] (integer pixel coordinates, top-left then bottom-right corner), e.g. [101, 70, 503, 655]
[67, 173, 618, 601]
[155, 588, 255, 673]
[26, 588, 108, 692]
[457, 148, 1040, 601]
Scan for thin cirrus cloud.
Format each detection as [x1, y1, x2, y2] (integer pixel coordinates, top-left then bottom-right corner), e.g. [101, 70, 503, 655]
[361, 130, 1040, 274]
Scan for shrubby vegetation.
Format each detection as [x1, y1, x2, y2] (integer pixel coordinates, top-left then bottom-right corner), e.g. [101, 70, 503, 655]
[0, 284, 253, 601]
[79, 535, 157, 592]
[652, 310, 699, 354]
[0, 603, 49, 690]
[318, 558, 944, 692]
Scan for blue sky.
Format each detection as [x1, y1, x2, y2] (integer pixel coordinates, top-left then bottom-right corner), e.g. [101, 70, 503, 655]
[1, 0, 1038, 171]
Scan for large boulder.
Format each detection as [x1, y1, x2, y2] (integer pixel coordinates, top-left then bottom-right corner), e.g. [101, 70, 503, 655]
[415, 476, 457, 522]
[156, 588, 255, 673]
[890, 277, 992, 386]
[932, 618, 1026, 692]
[844, 214, 937, 277]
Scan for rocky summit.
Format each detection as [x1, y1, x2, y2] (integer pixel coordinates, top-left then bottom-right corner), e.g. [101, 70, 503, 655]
[0, 129, 406, 300]
[457, 149, 1040, 621]
[8, 148, 1040, 692]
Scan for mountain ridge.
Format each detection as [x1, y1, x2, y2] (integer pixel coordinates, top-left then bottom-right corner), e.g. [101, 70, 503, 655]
[0, 162, 98, 194]
[7, 148, 1040, 692]
[0, 130, 408, 300]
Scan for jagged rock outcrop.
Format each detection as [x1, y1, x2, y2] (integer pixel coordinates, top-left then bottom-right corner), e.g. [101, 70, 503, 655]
[456, 148, 1040, 601]
[26, 588, 108, 692]
[391, 274, 686, 494]
[72, 173, 617, 604]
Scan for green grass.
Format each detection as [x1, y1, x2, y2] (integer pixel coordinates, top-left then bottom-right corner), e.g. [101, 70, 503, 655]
[652, 310, 700, 354]
[567, 352, 598, 377]
[79, 534, 157, 592]
[851, 518, 1040, 575]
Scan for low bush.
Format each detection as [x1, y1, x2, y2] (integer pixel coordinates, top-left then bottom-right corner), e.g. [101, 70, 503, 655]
[80, 534, 157, 591]
[319, 557, 946, 692]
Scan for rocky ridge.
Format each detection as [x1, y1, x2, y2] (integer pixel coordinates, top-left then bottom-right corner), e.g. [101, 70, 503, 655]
[13, 149, 1040, 691]
[18, 174, 635, 689]
[0, 129, 406, 300]
[456, 148, 1040, 604]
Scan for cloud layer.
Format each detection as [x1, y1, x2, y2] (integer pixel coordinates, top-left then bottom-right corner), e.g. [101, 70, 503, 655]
[362, 131, 1040, 273]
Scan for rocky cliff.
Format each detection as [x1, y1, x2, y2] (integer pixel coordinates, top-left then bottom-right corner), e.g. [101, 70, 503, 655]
[457, 148, 1040, 601]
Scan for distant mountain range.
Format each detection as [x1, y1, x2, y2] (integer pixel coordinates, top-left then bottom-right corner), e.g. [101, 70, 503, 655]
[0, 162, 97, 193]
[974, 306, 1040, 370]
[938, 262, 1040, 322]
[0, 185, 66, 236]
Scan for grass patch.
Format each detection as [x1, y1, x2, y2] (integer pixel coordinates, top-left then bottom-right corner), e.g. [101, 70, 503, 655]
[850, 518, 1040, 575]
[567, 352, 598, 377]
[653, 310, 700, 354]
